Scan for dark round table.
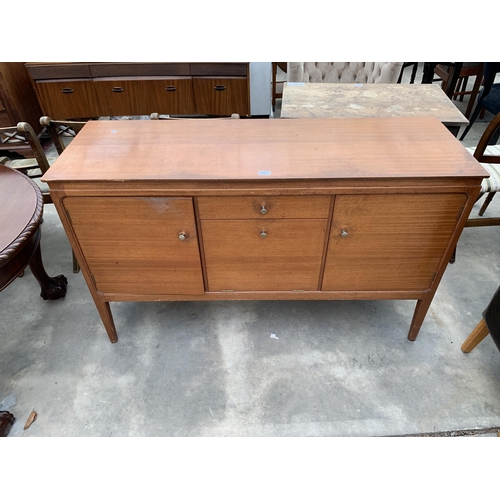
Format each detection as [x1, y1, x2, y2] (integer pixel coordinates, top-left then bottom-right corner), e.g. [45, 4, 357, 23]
[0, 164, 67, 299]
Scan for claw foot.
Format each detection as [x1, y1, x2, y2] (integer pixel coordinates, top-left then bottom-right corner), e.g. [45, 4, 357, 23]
[40, 274, 68, 300]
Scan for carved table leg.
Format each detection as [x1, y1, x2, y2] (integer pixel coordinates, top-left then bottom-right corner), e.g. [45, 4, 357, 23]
[28, 235, 68, 300]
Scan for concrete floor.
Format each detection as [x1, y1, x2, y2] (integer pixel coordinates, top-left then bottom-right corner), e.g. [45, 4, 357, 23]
[1, 65, 500, 437]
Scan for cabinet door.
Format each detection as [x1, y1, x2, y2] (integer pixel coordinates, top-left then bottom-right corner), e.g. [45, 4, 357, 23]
[63, 197, 204, 295]
[322, 193, 467, 291]
[192, 77, 250, 116]
[202, 219, 327, 291]
[93, 78, 196, 116]
[35, 79, 103, 118]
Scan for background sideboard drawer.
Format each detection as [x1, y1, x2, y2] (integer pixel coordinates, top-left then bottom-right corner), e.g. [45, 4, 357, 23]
[89, 63, 191, 78]
[197, 195, 331, 220]
[193, 77, 250, 116]
[35, 79, 103, 119]
[94, 78, 196, 116]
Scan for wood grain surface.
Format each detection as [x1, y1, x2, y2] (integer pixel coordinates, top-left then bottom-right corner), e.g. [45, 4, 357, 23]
[42, 117, 486, 183]
[63, 196, 204, 295]
[202, 218, 328, 291]
[0, 166, 39, 253]
[322, 193, 468, 291]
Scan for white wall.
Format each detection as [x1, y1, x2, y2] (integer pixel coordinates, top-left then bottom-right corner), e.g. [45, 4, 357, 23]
[249, 62, 272, 116]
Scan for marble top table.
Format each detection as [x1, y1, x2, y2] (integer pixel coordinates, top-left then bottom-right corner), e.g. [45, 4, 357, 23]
[281, 83, 468, 135]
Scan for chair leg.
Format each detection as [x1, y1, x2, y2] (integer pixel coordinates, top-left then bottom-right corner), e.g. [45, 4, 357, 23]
[462, 318, 490, 352]
[478, 192, 496, 216]
[464, 73, 483, 119]
[460, 103, 483, 140]
[489, 127, 500, 145]
[72, 251, 80, 273]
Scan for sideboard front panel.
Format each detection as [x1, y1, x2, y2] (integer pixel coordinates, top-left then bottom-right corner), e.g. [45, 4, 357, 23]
[322, 193, 468, 291]
[202, 218, 328, 291]
[63, 197, 204, 295]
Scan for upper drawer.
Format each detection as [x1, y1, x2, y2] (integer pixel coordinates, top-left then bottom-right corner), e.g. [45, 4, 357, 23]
[89, 63, 191, 77]
[26, 63, 92, 79]
[197, 195, 331, 220]
[189, 63, 248, 76]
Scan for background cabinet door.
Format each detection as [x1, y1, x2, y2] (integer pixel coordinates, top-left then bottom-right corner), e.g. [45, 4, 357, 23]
[202, 218, 327, 291]
[192, 77, 250, 116]
[322, 193, 467, 291]
[35, 79, 103, 119]
[63, 197, 204, 295]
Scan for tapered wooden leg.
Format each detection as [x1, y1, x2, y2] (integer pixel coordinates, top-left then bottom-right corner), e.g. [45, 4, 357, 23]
[94, 298, 118, 343]
[72, 251, 80, 273]
[461, 318, 490, 353]
[408, 296, 434, 341]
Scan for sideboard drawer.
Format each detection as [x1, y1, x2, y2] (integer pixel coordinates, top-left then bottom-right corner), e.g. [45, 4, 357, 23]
[89, 63, 191, 78]
[94, 78, 196, 116]
[197, 195, 331, 220]
[35, 79, 102, 118]
[193, 77, 250, 116]
[202, 218, 328, 291]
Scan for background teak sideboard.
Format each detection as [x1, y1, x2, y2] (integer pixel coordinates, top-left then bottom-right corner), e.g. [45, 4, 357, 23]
[25, 62, 251, 118]
[41, 117, 487, 344]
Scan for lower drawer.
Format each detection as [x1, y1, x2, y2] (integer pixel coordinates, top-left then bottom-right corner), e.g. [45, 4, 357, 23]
[201, 218, 328, 291]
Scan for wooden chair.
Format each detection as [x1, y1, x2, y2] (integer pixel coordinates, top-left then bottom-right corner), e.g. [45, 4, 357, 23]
[464, 111, 500, 224]
[38, 116, 87, 273]
[460, 62, 500, 141]
[462, 286, 500, 353]
[450, 111, 500, 263]
[397, 62, 419, 84]
[0, 122, 52, 203]
[434, 63, 484, 119]
[39, 116, 86, 155]
[0, 121, 81, 274]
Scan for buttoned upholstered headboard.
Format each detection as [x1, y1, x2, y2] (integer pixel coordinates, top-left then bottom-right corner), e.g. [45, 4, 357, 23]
[288, 62, 404, 84]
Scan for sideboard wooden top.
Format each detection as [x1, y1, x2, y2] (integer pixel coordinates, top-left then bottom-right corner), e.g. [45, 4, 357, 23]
[42, 117, 487, 183]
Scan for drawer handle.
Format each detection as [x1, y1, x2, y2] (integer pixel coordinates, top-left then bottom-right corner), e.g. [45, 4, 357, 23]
[260, 230, 267, 239]
[112, 87, 124, 93]
[178, 232, 187, 241]
[341, 230, 349, 237]
[61, 88, 74, 94]
[214, 85, 226, 91]
[260, 205, 267, 215]
[165, 86, 177, 91]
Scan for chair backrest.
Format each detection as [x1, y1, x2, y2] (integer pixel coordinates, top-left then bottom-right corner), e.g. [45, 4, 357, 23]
[0, 122, 51, 174]
[287, 62, 403, 84]
[39, 116, 87, 155]
[473, 111, 500, 164]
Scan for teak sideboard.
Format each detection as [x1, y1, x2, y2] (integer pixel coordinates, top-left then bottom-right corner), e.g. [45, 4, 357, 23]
[25, 63, 250, 119]
[42, 117, 487, 343]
